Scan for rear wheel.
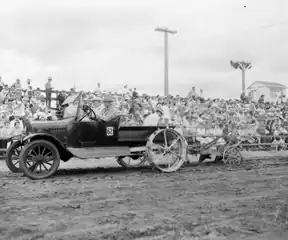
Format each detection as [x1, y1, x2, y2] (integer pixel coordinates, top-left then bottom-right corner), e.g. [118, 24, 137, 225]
[116, 155, 147, 168]
[222, 146, 243, 166]
[5, 141, 23, 173]
[19, 140, 60, 180]
[146, 128, 186, 172]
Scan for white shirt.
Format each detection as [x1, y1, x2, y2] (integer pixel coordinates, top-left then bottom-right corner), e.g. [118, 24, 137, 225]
[39, 103, 47, 112]
[143, 113, 160, 126]
[162, 105, 171, 122]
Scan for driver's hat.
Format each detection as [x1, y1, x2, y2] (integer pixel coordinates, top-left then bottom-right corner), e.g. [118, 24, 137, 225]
[103, 95, 114, 102]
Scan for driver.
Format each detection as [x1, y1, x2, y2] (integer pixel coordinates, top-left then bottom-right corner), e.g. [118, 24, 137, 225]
[97, 94, 118, 122]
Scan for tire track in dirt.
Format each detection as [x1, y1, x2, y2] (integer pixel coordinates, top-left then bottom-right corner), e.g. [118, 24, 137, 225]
[1, 157, 288, 240]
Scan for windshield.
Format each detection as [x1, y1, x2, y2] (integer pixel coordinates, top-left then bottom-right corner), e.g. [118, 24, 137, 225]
[62, 93, 80, 106]
[62, 102, 79, 119]
[62, 93, 82, 119]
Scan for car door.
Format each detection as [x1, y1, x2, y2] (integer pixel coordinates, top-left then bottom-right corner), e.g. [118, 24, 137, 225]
[77, 120, 100, 147]
[66, 119, 99, 148]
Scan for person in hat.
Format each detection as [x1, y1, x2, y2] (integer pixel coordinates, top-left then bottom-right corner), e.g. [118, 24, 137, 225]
[45, 77, 53, 108]
[12, 79, 22, 101]
[56, 90, 67, 108]
[38, 95, 48, 113]
[187, 86, 196, 98]
[0, 85, 4, 105]
[127, 103, 143, 126]
[91, 96, 102, 114]
[97, 94, 118, 122]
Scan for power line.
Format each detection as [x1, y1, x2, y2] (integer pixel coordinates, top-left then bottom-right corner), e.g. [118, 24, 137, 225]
[244, 19, 288, 32]
[199, 18, 288, 41]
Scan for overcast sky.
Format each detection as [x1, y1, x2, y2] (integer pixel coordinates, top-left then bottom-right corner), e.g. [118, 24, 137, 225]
[0, 0, 287, 97]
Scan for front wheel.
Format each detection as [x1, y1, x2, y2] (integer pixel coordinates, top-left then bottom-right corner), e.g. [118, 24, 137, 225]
[19, 140, 60, 180]
[5, 141, 23, 173]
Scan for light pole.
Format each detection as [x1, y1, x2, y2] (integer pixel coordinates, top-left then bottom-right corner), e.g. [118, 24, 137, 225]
[155, 27, 177, 96]
[230, 60, 252, 95]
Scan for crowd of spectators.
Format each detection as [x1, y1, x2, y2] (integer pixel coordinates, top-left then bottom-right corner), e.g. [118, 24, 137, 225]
[0, 76, 288, 149]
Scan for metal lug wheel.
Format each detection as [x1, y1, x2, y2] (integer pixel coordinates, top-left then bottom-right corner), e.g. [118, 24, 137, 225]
[5, 141, 23, 173]
[117, 155, 147, 168]
[19, 140, 60, 180]
[222, 146, 243, 166]
[146, 128, 186, 172]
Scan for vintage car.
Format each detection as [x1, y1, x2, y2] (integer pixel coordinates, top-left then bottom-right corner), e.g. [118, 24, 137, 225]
[5, 93, 187, 180]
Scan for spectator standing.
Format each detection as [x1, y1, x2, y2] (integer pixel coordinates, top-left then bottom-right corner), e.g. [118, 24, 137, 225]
[45, 77, 53, 108]
[0, 76, 3, 87]
[199, 89, 204, 100]
[96, 82, 101, 92]
[0, 86, 4, 105]
[187, 86, 196, 98]
[26, 79, 33, 102]
[14, 79, 22, 101]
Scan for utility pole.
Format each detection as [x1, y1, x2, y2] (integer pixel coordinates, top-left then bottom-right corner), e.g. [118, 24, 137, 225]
[155, 27, 177, 96]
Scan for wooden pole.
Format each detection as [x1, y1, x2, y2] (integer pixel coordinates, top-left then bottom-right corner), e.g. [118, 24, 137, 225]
[242, 67, 246, 95]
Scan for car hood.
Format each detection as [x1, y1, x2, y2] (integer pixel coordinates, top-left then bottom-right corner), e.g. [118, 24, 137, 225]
[29, 117, 74, 130]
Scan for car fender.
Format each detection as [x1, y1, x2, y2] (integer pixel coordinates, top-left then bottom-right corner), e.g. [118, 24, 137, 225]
[22, 133, 57, 143]
[21, 133, 73, 162]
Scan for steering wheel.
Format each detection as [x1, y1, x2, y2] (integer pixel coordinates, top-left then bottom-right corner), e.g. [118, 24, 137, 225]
[79, 104, 97, 121]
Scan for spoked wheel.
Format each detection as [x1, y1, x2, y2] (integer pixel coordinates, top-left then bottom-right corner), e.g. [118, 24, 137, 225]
[222, 146, 243, 166]
[5, 141, 24, 173]
[146, 128, 186, 172]
[117, 155, 147, 168]
[19, 140, 60, 180]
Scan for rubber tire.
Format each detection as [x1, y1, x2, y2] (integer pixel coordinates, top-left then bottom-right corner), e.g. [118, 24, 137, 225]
[19, 140, 60, 180]
[116, 156, 146, 168]
[5, 141, 23, 173]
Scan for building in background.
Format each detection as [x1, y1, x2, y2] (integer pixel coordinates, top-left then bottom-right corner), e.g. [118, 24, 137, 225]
[247, 81, 286, 102]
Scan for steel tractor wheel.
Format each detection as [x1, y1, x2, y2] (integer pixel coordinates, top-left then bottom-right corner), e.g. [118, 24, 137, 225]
[116, 155, 147, 168]
[19, 140, 60, 180]
[222, 146, 243, 166]
[5, 141, 24, 173]
[146, 128, 186, 172]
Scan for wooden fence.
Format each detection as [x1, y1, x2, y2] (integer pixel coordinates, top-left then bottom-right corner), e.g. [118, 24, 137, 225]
[37, 89, 77, 103]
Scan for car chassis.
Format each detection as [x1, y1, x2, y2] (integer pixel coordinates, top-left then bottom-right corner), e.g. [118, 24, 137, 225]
[6, 92, 187, 180]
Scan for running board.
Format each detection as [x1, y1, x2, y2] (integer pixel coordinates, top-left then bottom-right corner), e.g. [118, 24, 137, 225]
[129, 146, 146, 153]
[67, 146, 133, 159]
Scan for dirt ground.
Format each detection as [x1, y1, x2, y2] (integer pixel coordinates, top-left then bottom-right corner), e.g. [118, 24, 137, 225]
[1, 152, 288, 240]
